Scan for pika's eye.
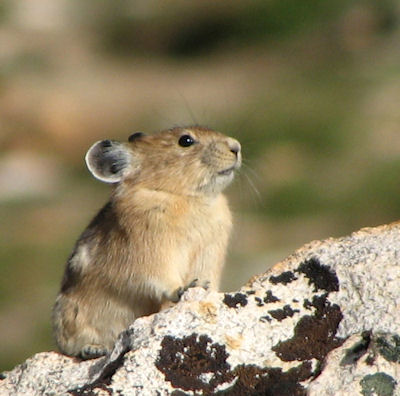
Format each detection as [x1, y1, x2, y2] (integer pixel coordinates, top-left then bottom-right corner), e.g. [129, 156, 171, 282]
[178, 135, 195, 147]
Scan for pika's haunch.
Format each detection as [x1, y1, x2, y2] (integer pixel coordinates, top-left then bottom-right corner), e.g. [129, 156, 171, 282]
[52, 126, 241, 359]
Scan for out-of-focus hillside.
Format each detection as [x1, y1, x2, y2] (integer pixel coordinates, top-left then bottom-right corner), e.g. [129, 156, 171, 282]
[1, 0, 400, 371]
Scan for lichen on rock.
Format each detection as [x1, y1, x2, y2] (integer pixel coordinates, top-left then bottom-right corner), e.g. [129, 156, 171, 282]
[1, 222, 400, 395]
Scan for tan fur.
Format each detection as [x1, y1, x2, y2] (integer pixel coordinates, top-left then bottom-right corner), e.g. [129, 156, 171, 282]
[52, 126, 241, 358]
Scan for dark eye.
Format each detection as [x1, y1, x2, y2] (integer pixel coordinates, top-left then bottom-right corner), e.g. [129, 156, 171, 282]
[178, 135, 195, 147]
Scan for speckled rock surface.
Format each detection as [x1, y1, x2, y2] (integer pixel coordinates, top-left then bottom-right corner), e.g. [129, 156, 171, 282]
[308, 332, 400, 396]
[1, 223, 400, 395]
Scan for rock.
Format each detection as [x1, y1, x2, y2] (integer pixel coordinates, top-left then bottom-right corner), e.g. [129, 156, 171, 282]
[308, 332, 400, 396]
[1, 222, 400, 395]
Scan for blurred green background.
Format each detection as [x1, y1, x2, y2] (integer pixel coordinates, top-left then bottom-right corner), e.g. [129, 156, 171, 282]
[1, 0, 400, 372]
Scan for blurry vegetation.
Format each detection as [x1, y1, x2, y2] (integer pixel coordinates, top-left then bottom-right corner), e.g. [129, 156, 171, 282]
[1, 0, 400, 372]
[77, 0, 399, 57]
[0, 1, 10, 23]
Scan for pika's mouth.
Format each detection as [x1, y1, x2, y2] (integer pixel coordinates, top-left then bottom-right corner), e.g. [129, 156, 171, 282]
[218, 166, 235, 176]
[218, 156, 242, 176]
[218, 159, 242, 175]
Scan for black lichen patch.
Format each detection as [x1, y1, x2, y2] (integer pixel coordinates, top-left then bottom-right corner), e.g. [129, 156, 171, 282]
[272, 294, 344, 362]
[68, 383, 113, 396]
[269, 271, 297, 285]
[0, 373, 6, 380]
[376, 334, 400, 363]
[268, 305, 300, 321]
[155, 333, 233, 393]
[156, 334, 316, 395]
[254, 297, 264, 307]
[264, 290, 280, 304]
[340, 331, 371, 366]
[245, 290, 255, 295]
[260, 315, 272, 323]
[296, 257, 339, 293]
[360, 372, 396, 396]
[303, 299, 313, 310]
[223, 293, 248, 308]
[171, 391, 190, 396]
[216, 361, 312, 396]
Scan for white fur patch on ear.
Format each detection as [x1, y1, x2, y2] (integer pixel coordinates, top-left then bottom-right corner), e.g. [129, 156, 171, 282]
[85, 140, 131, 183]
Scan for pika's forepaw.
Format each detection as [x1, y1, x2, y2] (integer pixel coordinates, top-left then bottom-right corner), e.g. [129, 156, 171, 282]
[201, 280, 211, 290]
[170, 278, 199, 302]
[80, 344, 108, 360]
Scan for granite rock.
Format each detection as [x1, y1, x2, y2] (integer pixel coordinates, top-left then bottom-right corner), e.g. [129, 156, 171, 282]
[1, 223, 400, 395]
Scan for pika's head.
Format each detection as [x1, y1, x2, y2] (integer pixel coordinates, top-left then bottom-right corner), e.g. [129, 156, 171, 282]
[85, 126, 241, 196]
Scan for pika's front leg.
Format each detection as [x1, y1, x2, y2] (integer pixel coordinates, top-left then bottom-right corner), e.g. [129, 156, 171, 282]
[168, 278, 200, 303]
[158, 278, 198, 311]
[160, 279, 212, 313]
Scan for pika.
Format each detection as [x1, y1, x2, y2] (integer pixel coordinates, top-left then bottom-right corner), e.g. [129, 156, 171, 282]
[52, 126, 241, 359]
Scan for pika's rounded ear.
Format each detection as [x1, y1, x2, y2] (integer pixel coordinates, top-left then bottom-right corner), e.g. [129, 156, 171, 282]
[128, 132, 146, 142]
[85, 140, 132, 183]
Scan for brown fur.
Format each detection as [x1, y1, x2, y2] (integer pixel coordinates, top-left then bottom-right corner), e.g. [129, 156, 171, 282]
[52, 126, 241, 358]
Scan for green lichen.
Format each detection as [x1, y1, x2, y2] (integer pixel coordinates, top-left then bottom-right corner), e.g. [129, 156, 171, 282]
[340, 332, 370, 366]
[360, 372, 396, 396]
[376, 335, 400, 363]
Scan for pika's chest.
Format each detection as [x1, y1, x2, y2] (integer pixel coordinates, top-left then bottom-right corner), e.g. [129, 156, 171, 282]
[119, 191, 231, 242]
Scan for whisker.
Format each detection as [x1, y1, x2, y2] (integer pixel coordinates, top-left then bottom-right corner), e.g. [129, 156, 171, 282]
[145, 101, 175, 128]
[241, 161, 263, 182]
[237, 167, 263, 206]
[243, 171, 262, 202]
[177, 91, 199, 126]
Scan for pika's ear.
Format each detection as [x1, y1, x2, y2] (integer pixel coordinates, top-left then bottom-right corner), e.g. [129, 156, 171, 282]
[85, 140, 132, 183]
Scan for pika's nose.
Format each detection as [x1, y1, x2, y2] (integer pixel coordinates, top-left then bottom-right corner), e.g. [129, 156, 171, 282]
[228, 138, 241, 156]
